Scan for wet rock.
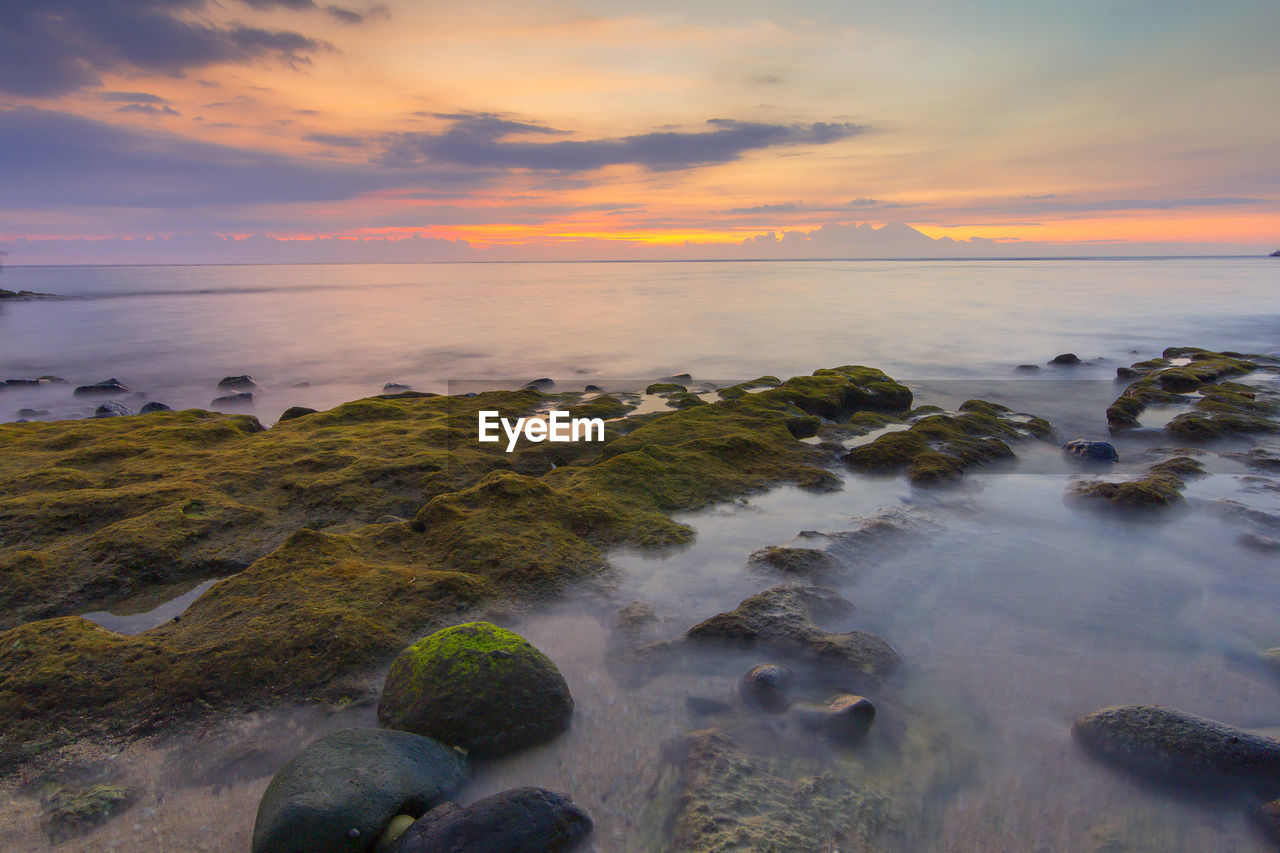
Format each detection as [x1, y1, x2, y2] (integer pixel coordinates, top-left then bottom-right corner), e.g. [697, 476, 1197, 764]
[1071, 705, 1280, 791]
[739, 663, 794, 713]
[211, 392, 254, 409]
[1241, 532, 1280, 553]
[662, 373, 694, 384]
[747, 546, 837, 577]
[73, 378, 129, 397]
[388, 787, 591, 853]
[218, 375, 259, 391]
[1063, 439, 1120, 463]
[94, 401, 133, 418]
[383, 383, 413, 393]
[523, 378, 555, 391]
[1049, 353, 1082, 365]
[5, 378, 38, 387]
[686, 696, 733, 716]
[139, 401, 171, 414]
[638, 728, 894, 851]
[682, 586, 900, 681]
[1256, 799, 1280, 845]
[277, 406, 317, 421]
[615, 601, 659, 648]
[646, 382, 687, 395]
[251, 727, 467, 853]
[16, 408, 49, 418]
[1070, 457, 1203, 509]
[42, 783, 134, 842]
[583, 384, 603, 392]
[374, 814, 415, 852]
[1014, 364, 1040, 372]
[793, 694, 876, 747]
[377, 622, 574, 757]
[38, 375, 68, 384]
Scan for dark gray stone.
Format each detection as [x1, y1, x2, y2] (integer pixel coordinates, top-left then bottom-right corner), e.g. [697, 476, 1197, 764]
[739, 663, 794, 713]
[1072, 705, 1280, 791]
[74, 378, 130, 397]
[218, 375, 259, 391]
[383, 382, 413, 393]
[251, 728, 468, 853]
[1049, 353, 1082, 366]
[211, 392, 254, 408]
[1063, 439, 1119, 463]
[794, 694, 876, 746]
[277, 406, 318, 422]
[94, 401, 133, 418]
[139, 402, 172, 414]
[388, 787, 592, 853]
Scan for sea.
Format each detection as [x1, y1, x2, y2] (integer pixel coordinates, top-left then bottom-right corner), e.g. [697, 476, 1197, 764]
[1, 258, 1279, 851]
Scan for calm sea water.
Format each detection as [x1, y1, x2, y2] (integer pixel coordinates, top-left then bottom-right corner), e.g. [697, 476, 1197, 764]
[1, 258, 1276, 423]
[2, 259, 1280, 852]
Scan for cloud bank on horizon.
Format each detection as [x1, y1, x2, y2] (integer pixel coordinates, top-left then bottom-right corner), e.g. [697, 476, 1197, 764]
[0, 0, 1277, 262]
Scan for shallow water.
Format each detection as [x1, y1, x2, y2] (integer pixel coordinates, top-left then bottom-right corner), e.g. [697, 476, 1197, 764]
[3, 259, 1280, 851]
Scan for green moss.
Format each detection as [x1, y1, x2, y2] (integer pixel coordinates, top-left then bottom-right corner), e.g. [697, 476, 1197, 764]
[43, 783, 134, 840]
[1107, 348, 1277, 435]
[645, 382, 687, 395]
[716, 376, 781, 399]
[667, 391, 708, 410]
[0, 364, 914, 767]
[845, 403, 1048, 484]
[566, 394, 634, 420]
[1069, 457, 1203, 510]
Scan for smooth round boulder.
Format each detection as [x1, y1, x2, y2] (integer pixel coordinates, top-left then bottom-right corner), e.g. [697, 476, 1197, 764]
[139, 401, 172, 414]
[377, 622, 574, 756]
[211, 391, 254, 408]
[1049, 353, 1082, 366]
[1063, 439, 1119, 463]
[74, 378, 130, 397]
[739, 663, 794, 713]
[388, 787, 592, 853]
[251, 728, 468, 853]
[795, 694, 876, 746]
[278, 406, 318, 421]
[1071, 705, 1280, 791]
[94, 401, 133, 418]
[218, 374, 259, 391]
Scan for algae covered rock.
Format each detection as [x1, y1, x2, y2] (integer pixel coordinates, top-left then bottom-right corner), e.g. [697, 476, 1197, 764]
[377, 622, 574, 756]
[42, 783, 134, 842]
[387, 787, 592, 853]
[638, 728, 895, 852]
[1071, 705, 1280, 791]
[682, 585, 900, 681]
[746, 545, 837, 577]
[1063, 439, 1119, 463]
[739, 662, 794, 713]
[251, 727, 468, 853]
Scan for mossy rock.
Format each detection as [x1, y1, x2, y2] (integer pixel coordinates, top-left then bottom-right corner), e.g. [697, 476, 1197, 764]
[566, 394, 633, 420]
[1070, 456, 1203, 510]
[377, 622, 573, 756]
[747, 546, 837, 576]
[844, 403, 1046, 484]
[1106, 348, 1276, 434]
[645, 382, 687, 395]
[251, 727, 468, 853]
[43, 783, 134, 841]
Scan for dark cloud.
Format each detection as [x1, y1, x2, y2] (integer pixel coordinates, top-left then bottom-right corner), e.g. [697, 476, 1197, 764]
[115, 103, 181, 116]
[381, 114, 867, 172]
[0, 106, 397, 208]
[100, 91, 169, 104]
[727, 202, 798, 214]
[326, 6, 364, 24]
[0, 0, 333, 96]
[304, 132, 364, 147]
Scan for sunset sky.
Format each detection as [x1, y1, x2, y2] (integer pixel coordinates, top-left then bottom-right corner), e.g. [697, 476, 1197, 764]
[2, 0, 1278, 261]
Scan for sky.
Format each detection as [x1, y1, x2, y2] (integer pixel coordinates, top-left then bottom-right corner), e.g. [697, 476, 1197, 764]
[1, 0, 1278, 263]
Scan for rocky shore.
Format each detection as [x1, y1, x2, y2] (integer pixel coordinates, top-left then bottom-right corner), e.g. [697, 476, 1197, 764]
[3, 349, 1280, 850]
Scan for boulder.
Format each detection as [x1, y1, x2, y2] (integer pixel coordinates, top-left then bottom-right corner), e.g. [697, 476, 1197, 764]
[38, 375, 68, 384]
[1014, 364, 1040, 372]
[383, 383, 413, 393]
[387, 787, 592, 853]
[211, 392, 254, 409]
[1062, 439, 1119, 463]
[278, 406, 317, 421]
[94, 401, 133, 418]
[739, 663, 793, 713]
[15, 408, 48, 418]
[793, 694, 876, 746]
[139, 402, 172, 414]
[583, 384, 603, 392]
[682, 586, 900, 682]
[1049, 353, 1082, 366]
[377, 622, 574, 756]
[218, 375, 259, 391]
[73, 378, 129, 397]
[4, 378, 38, 387]
[747, 546, 837, 577]
[251, 727, 468, 853]
[1071, 705, 1280, 791]
[523, 378, 555, 391]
